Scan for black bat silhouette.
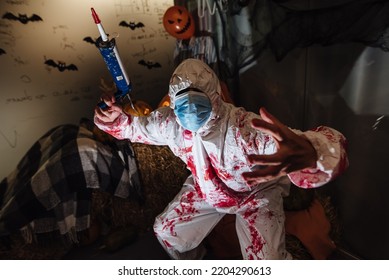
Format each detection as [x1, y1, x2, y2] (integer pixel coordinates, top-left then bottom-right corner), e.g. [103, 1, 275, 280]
[0, 48, 6, 55]
[138, 59, 161, 69]
[83, 36, 97, 45]
[45, 59, 78, 72]
[119, 21, 145, 30]
[2, 12, 43, 24]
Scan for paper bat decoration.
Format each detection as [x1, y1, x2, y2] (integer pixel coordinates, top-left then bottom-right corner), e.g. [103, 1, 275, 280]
[2, 12, 43, 24]
[83, 36, 98, 45]
[138, 59, 161, 69]
[0, 48, 6, 55]
[45, 59, 78, 72]
[119, 21, 145, 30]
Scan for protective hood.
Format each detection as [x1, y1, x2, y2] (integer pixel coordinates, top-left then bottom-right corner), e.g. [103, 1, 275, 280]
[169, 59, 223, 133]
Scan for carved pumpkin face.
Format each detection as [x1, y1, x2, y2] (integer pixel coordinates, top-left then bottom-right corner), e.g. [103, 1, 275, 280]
[163, 6, 195, 40]
[123, 100, 152, 117]
[158, 93, 171, 108]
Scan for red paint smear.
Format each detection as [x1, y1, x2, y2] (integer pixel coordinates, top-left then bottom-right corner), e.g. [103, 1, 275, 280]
[166, 191, 200, 231]
[215, 168, 234, 181]
[193, 181, 205, 199]
[211, 191, 238, 208]
[242, 200, 267, 259]
[243, 208, 257, 220]
[209, 153, 219, 165]
[266, 210, 274, 220]
[186, 156, 197, 177]
[245, 224, 265, 259]
[161, 192, 200, 241]
[204, 164, 216, 181]
[186, 156, 205, 198]
[244, 213, 265, 259]
[187, 151, 241, 208]
[106, 128, 123, 139]
[242, 195, 258, 208]
[162, 218, 176, 236]
[312, 126, 337, 143]
[163, 240, 172, 248]
[289, 174, 314, 189]
[184, 130, 193, 140]
[204, 163, 239, 208]
[177, 146, 192, 157]
[191, 155, 239, 207]
[179, 191, 200, 217]
[208, 154, 234, 181]
[213, 200, 236, 208]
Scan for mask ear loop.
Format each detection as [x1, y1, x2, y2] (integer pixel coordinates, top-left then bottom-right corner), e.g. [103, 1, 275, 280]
[175, 87, 204, 97]
[174, 90, 209, 110]
[174, 88, 205, 108]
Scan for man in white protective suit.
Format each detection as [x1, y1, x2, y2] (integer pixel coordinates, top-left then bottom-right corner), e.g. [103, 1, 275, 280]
[94, 58, 348, 260]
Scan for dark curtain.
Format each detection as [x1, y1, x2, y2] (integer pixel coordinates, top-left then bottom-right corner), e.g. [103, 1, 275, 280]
[172, 0, 389, 103]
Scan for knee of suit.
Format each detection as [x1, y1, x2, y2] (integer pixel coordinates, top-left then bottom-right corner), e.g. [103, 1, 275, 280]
[153, 218, 164, 238]
[153, 219, 180, 248]
[153, 219, 201, 253]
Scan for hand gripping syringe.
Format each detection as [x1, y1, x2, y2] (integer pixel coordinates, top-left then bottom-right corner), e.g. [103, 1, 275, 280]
[91, 8, 134, 110]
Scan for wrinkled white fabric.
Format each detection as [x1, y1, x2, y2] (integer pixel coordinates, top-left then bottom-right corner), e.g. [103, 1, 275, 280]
[94, 58, 348, 259]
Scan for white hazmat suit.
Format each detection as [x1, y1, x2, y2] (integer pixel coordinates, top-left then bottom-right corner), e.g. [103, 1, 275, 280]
[94, 58, 348, 259]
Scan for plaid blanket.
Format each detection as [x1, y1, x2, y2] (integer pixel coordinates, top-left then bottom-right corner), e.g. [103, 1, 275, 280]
[0, 119, 142, 243]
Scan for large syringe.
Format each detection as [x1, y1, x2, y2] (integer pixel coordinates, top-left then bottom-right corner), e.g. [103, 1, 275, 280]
[91, 7, 134, 110]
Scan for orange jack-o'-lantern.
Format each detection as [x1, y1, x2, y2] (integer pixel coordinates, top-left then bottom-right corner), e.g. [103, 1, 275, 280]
[163, 6, 195, 40]
[123, 100, 152, 117]
[157, 93, 171, 108]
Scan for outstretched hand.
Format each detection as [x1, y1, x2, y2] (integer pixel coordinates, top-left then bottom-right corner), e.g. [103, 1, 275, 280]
[242, 107, 317, 186]
[94, 94, 123, 124]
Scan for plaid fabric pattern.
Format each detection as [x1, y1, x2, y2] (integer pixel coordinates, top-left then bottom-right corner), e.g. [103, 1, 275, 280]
[0, 119, 141, 242]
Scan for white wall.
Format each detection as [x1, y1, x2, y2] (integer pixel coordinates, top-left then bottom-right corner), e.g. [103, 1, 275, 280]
[0, 0, 176, 179]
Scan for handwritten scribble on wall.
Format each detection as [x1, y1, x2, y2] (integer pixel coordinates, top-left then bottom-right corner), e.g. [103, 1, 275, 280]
[0, 130, 17, 149]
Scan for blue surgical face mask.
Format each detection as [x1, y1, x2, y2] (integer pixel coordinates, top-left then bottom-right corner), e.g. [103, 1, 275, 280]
[174, 91, 212, 132]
